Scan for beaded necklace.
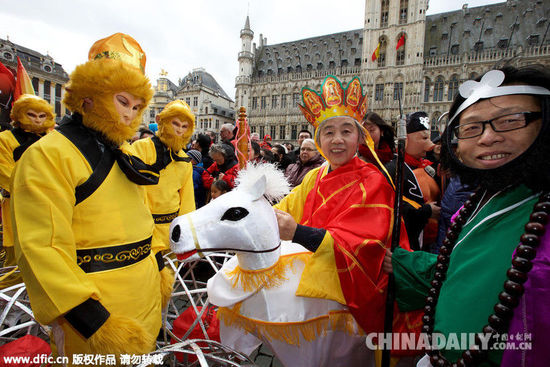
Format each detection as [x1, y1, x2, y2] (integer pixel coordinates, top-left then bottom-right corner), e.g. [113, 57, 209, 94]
[423, 189, 550, 367]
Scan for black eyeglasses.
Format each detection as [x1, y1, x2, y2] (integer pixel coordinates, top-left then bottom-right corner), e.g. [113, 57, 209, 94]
[454, 111, 542, 139]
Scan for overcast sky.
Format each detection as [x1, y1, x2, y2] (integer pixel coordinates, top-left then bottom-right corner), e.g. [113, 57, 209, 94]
[1, 0, 503, 100]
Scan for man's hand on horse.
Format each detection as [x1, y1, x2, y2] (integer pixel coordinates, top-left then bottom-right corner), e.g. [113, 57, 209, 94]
[274, 208, 297, 241]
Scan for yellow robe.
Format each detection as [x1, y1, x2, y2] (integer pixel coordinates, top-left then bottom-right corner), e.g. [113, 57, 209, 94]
[0, 129, 21, 249]
[11, 130, 161, 357]
[0, 129, 33, 288]
[130, 137, 195, 253]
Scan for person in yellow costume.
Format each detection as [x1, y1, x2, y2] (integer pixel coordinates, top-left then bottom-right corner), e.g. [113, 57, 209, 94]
[130, 100, 195, 255]
[0, 94, 54, 289]
[11, 33, 168, 363]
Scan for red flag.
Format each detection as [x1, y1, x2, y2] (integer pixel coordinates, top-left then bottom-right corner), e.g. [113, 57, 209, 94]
[14, 56, 35, 102]
[371, 43, 380, 61]
[396, 35, 405, 50]
[0, 61, 16, 107]
[0, 60, 15, 89]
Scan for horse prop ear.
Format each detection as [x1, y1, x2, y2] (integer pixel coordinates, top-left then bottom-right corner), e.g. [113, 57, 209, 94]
[249, 174, 267, 201]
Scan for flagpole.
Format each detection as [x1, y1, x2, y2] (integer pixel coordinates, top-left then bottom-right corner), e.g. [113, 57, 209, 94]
[381, 42, 407, 367]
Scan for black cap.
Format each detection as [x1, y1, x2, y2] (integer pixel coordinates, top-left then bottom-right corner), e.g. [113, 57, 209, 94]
[407, 111, 431, 134]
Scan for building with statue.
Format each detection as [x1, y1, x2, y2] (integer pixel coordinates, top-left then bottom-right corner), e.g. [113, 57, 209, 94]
[236, 0, 550, 143]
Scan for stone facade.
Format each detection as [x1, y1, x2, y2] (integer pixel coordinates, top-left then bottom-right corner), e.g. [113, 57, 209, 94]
[237, 0, 550, 143]
[0, 37, 69, 122]
[145, 68, 235, 133]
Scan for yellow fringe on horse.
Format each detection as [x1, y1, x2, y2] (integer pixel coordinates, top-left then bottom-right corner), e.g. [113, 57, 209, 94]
[225, 252, 311, 292]
[217, 303, 363, 346]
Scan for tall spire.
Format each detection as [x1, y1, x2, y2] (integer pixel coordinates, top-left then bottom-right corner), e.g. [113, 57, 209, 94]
[244, 15, 251, 30]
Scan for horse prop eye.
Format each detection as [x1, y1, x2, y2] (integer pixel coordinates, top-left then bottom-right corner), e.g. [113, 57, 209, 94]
[171, 224, 181, 242]
[221, 207, 249, 221]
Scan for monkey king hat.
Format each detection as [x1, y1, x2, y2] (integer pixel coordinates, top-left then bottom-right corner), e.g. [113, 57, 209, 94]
[88, 33, 146, 73]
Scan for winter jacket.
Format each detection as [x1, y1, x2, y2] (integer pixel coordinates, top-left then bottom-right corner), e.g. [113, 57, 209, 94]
[284, 154, 325, 188]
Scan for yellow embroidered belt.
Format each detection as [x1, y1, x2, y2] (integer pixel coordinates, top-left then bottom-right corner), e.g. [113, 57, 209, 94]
[76, 236, 152, 273]
[152, 211, 178, 224]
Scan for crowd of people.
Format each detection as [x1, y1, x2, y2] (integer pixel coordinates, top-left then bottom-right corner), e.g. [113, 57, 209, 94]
[0, 31, 548, 367]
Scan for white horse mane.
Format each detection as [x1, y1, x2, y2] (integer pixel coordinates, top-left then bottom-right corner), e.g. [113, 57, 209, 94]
[234, 163, 290, 203]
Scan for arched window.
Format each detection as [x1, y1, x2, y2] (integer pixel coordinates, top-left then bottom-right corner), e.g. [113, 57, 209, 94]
[375, 77, 385, 101]
[448, 75, 459, 101]
[378, 37, 388, 67]
[433, 76, 445, 102]
[399, 0, 409, 24]
[393, 75, 404, 101]
[396, 33, 406, 66]
[424, 77, 431, 102]
[32, 77, 40, 93]
[381, 0, 389, 27]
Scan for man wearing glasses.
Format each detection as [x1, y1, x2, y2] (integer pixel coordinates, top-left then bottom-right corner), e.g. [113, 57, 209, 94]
[384, 65, 550, 366]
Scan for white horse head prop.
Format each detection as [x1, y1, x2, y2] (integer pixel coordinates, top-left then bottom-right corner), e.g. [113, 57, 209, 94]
[169, 164, 370, 367]
[170, 163, 289, 270]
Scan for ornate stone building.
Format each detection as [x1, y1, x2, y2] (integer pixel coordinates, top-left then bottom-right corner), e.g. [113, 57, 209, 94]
[237, 0, 550, 143]
[0, 37, 69, 121]
[145, 68, 235, 133]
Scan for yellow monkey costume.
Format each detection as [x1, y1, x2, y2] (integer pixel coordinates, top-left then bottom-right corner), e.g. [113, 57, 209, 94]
[0, 94, 55, 288]
[130, 100, 196, 255]
[11, 33, 163, 363]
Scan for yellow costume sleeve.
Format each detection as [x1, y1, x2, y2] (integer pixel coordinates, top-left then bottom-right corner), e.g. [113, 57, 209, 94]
[274, 167, 322, 223]
[127, 139, 153, 164]
[178, 157, 195, 216]
[0, 131, 19, 249]
[295, 232, 346, 304]
[11, 134, 101, 325]
[130, 139, 195, 252]
[0, 131, 18, 190]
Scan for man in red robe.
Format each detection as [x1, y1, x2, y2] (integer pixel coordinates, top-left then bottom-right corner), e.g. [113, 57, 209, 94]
[275, 75, 414, 339]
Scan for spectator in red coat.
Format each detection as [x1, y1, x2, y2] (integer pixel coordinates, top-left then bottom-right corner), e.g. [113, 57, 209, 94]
[202, 143, 240, 189]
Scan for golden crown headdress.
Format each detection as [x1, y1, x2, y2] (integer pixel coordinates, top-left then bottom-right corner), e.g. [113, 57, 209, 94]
[298, 75, 368, 128]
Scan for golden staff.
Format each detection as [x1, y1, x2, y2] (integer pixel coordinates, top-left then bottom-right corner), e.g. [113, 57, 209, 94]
[236, 106, 249, 169]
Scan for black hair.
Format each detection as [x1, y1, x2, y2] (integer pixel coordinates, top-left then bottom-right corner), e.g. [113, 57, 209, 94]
[298, 129, 312, 138]
[364, 111, 395, 153]
[272, 144, 287, 157]
[251, 141, 261, 156]
[212, 179, 231, 193]
[441, 64, 550, 192]
[196, 133, 212, 154]
[139, 128, 154, 139]
[260, 148, 276, 163]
